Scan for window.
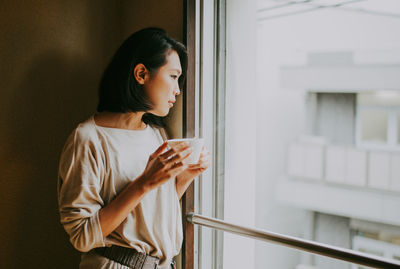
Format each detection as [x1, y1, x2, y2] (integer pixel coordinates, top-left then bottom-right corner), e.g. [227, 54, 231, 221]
[360, 109, 388, 143]
[356, 92, 400, 151]
[191, 1, 400, 269]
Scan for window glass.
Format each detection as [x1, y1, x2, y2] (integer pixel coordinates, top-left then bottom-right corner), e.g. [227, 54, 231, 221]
[210, 1, 400, 269]
[360, 110, 388, 143]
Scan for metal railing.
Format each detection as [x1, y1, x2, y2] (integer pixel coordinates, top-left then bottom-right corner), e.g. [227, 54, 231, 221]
[187, 212, 400, 269]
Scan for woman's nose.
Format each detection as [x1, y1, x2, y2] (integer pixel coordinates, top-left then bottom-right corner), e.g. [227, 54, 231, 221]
[173, 88, 180, 96]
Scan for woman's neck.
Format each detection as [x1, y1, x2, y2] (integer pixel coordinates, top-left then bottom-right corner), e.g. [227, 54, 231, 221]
[94, 111, 147, 130]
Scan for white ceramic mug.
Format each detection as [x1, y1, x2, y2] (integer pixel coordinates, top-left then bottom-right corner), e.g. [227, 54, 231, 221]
[166, 138, 205, 164]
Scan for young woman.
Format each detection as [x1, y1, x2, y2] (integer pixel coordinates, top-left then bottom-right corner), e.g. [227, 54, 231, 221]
[57, 27, 211, 269]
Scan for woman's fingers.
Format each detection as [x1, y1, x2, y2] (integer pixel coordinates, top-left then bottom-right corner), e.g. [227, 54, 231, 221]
[196, 152, 211, 163]
[187, 163, 201, 169]
[199, 146, 210, 156]
[151, 142, 169, 158]
[170, 149, 192, 168]
[200, 151, 210, 157]
[165, 147, 192, 165]
[143, 142, 198, 190]
[159, 148, 176, 161]
[186, 159, 211, 170]
[159, 142, 190, 160]
[187, 154, 211, 169]
[168, 160, 188, 174]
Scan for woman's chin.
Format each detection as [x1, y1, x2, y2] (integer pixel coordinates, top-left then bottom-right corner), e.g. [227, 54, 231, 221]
[151, 109, 169, 117]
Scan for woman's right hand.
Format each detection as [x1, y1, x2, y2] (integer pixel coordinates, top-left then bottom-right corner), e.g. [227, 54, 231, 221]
[138, 141, 192, 191]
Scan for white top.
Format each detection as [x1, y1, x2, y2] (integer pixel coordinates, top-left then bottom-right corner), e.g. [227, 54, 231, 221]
[57, 116, 183, 268]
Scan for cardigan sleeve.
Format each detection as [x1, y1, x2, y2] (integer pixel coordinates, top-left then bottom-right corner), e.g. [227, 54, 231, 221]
[57, 129, 106, 252]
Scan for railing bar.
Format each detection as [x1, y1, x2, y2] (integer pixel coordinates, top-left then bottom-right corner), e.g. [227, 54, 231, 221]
[187, 213, 400, 269]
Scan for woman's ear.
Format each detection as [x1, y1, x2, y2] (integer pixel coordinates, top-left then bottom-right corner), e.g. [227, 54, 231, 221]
[133, 63, 149, 85]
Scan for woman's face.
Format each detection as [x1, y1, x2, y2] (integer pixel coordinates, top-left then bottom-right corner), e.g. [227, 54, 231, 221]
[144, 50, 182, 117]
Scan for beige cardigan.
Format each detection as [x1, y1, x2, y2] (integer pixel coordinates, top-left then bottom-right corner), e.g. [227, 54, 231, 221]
[57, 116, 182, 269]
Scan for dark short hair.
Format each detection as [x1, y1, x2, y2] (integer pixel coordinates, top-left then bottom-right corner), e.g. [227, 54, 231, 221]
[97, 27, 188, 128]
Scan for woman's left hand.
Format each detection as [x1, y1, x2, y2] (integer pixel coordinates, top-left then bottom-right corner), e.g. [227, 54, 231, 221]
[177, 146, 211, 182]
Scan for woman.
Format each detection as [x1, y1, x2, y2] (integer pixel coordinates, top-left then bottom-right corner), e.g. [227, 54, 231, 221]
[57, 27, 211, 269]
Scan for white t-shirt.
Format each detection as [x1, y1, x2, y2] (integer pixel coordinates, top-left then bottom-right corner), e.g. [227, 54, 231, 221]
[57, 116, 183, 269]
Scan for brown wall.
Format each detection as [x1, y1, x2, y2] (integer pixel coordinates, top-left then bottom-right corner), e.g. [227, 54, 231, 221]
[0, 1, 183, 268]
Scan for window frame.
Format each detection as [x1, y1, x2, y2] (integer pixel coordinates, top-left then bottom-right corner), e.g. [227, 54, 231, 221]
[195, 1, 226, 269]
[182, 0, 226, 269]
[182, 0, 197, 268]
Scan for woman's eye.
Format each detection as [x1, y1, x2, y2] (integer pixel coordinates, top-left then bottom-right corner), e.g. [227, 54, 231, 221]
[171, 75, 178, 80]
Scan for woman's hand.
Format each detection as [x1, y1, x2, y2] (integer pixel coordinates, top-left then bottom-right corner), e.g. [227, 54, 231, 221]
[179, 146, 211, 181]
[138, 141, 193, 191]
[98, 142, 191, 238]
[175, 146, 211, 199]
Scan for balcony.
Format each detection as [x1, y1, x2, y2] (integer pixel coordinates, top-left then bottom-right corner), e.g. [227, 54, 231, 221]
[277, 136, 400, 226]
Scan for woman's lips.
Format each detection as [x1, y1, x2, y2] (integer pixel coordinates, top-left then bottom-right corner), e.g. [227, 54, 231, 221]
[168, 100, 175, 107]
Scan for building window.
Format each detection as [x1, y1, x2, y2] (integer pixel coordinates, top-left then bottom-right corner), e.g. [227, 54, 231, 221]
[356, 92, 400, 151]
[359, 109, 388, 144]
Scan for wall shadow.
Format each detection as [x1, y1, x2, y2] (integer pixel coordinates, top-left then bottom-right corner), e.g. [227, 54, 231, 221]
[5, 51, 98, 268]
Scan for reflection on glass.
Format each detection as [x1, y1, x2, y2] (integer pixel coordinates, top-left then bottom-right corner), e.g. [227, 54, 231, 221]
[360, 110, 388, 143]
